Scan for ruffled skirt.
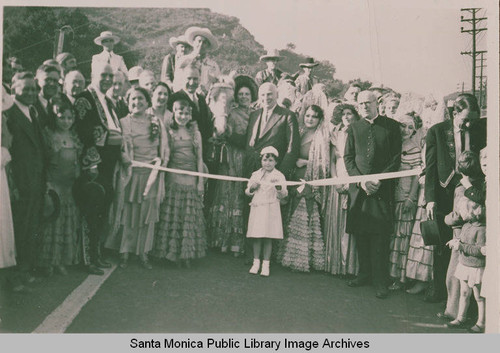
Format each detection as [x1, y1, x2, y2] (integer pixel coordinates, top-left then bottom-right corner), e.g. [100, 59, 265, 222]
[323, 186, 358, 275]
[38, 187, 80, 267]
[389, 201, 417, 281]
[454, 263, 484, 288]
[152, 183, 207, 261]
[280, 197, 325, 272]
[106, 170, 160, 255]
[406, 204, 434, 282]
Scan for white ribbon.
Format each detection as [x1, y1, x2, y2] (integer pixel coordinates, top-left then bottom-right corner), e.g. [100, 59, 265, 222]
[133, 160, 422, 188]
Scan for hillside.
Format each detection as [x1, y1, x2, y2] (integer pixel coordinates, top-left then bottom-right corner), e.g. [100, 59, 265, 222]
[3, 6, 348, 96]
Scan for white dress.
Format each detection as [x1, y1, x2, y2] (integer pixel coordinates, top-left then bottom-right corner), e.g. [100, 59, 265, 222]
[246, 168, 287, 239]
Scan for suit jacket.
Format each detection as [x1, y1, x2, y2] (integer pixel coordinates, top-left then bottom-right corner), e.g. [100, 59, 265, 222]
[344, 115, 402, 234]
[4, 103, 46, 197]
[91, 51, 128, 75]
[241, 105, 300, 178]
[33, 97, 49, 129]
[160, 53, 175, 86]
[294, 74, 318, 95]
[424, 118, 486, 208]
[74, 87, 122, 169]
[255, 69, 283, 87]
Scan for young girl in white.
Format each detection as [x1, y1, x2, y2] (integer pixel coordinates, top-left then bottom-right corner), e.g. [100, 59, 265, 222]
[445, 197, 486, 333]
[246, 146, 288, 276]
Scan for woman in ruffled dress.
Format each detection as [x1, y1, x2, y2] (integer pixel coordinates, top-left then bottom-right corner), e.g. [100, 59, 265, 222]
[106, 87, 169, 269]
[388, 112, 423, 290]
[280, 105, 329, 272]
[152, 97, 207, 267]
[38, 96, 82, 276]
[323, 103, 360, 276]
[405, 95, 449, 294]
[147, 82, 173, 127]
[209, 75, 258, 256]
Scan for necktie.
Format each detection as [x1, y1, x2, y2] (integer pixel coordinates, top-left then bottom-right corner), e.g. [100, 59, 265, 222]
[29, 105, 38, 123]
[107, 52, 112, 64]
[460, 130, 470, 152]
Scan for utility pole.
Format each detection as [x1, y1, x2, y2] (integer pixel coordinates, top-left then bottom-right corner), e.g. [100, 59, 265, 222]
[460, 8, 487, 97]
[477, 52, 487, 107]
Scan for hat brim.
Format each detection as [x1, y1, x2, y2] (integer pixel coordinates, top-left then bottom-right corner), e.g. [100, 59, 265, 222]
[260, 55, 283, 62]
[94, 36, 120, 46]
[169, 38, 192, 50]
[299, 63, 319, 68]
[186, 29, 219, 51]
[234, 75, 259, 103]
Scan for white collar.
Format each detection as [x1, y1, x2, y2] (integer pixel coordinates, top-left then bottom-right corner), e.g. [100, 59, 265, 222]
[14, 98, 31, 121]
[263, 104, 277, 114]
[38, 93, 48, 108]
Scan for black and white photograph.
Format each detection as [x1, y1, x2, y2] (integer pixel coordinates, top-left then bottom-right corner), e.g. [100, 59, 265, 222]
[0, 0, 499, 348]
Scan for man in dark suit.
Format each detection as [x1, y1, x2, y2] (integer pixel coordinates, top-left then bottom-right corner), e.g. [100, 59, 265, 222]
[424, 93, 486, 304]
[4, 72, 47, 291]
[240, 82, 300, 178]
[344, 90, 402, 299]
[74, 63, 122, 275]
[34, 64, 61, 128]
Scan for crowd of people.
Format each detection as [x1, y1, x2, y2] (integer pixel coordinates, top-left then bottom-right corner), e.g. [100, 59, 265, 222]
[0, 26, 490, 333]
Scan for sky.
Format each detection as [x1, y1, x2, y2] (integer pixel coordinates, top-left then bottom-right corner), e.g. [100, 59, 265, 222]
[1, 0, 493, 96]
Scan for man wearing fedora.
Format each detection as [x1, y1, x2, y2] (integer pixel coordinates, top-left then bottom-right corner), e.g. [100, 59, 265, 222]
[91, 31, 128, 76]
[74, 63, 122, 275]
[179, 26, 220, 95]
[161, 34, 192, 89]
[4, 71, 47, 291]
[255, 49, 284, 87]
[295, 57, 319, 95]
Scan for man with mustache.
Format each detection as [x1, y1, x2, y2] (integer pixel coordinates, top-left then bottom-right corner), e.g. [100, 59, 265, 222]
[34, 64, 61, 128]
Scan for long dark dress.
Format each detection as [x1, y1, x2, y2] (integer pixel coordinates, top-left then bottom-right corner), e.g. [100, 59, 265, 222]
[209, 106, 250, 254]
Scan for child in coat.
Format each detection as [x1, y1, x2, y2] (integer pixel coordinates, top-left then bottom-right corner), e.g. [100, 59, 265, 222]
[246, 146, 287, 276]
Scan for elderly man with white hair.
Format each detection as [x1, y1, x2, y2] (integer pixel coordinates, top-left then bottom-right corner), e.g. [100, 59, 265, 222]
[73, 63, 122, 275]
[343, 90, 402, 299]
[232, 82, 299, 178]
[63, 70, 85, 104]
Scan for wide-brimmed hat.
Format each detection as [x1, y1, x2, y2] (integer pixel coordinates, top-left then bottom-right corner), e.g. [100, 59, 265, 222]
[259, 49, 283, 62]
[299, 57, 319, 68]
[169, 35, 192, 49]
[94, 31, 120, 46]
[128, 66, 144, 82]
[420, 218, 450, 246]
[234, 75, 258, 102]
[55, 52, 75, 65]
[185, 27, 219, 51]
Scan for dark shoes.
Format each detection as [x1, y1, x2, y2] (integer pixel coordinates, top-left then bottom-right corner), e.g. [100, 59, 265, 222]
[347, 277, 369, 288]
[95, 259, 111, 268]
[87, 264, 104, 275]
[375, 287, 389, 299]
[119, 254, 129, 269]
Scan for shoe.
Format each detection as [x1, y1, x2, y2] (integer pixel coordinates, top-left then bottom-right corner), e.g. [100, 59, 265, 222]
[446, 320, 468, 329]
[467, 324, 485, 333]
[55, 265, 68, 276]
[406, 282, 428, 295]
[120, 254, 129, 269]
[140, 259, 153, 270]
[87, 265, 104, 275]
[347, 277, 368, 287]
[260, 260, 270, 277]
[375, 287, 389, 299]
[436, 312, 454, 321]
[388, 281, 403, 291]
[95, 259, 111, 268]
[249, 259, 260, 275]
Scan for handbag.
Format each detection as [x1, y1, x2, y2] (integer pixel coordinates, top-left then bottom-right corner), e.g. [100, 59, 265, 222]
[420, 217, 450, 246]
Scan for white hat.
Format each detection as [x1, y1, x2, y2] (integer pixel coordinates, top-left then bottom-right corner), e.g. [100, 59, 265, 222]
[169, 35, 192, 49]
[185, 27, 219, 51]
[260, 146, 279, 157]
[128, 66, 143, 82]
[94, 31, 120, 46]
[259, 49, 283, 62]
